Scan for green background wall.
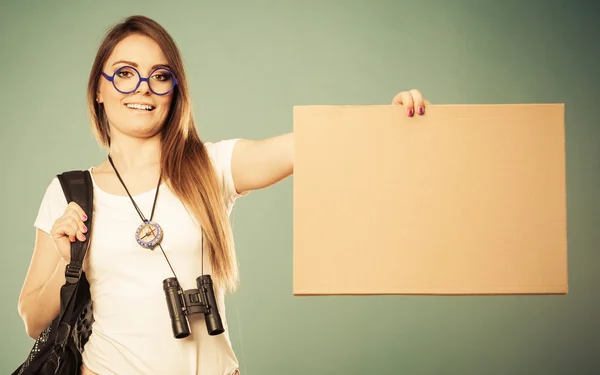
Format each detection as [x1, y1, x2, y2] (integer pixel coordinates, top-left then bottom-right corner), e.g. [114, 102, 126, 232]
[1, 0, 598, 374]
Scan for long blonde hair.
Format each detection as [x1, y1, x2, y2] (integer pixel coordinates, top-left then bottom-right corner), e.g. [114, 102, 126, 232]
[86, 15, 239, 293]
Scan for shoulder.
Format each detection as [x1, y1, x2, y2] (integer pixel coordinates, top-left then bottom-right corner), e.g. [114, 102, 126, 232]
[202, 138, 240, 176]
[41, 176, 67, 204]
[202, 138, 248, 204]
[203, 139, 240, 164]
[33, 175, 69, 234]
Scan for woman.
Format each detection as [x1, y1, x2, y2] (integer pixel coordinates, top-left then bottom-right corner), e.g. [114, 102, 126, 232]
[16, 15, 428, 375]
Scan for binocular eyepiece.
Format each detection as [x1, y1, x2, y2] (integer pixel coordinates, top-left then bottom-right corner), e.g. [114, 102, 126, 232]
[162, 275, 224, 339]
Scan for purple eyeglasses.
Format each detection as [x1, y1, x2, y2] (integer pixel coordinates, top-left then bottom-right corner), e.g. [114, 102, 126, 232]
[101, 65, 178, 96]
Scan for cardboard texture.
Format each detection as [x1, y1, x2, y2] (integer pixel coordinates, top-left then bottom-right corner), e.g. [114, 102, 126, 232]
[293, 104, 567, 296]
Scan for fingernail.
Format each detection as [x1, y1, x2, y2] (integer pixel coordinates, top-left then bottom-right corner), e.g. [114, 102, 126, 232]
[83, 225, 88, 233]
[71, 238, 76, 242]
[418, 106, 424, 115]
[81, 235, 86, 241]
[407, 109, 414, 117]
[82, 214, 87, 220]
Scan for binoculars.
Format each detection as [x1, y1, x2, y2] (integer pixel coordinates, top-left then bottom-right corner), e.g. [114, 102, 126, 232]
[162, 274, 224, 339]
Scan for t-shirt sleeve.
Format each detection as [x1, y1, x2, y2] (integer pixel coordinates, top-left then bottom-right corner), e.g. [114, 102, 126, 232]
[33, 177, 68, 234]
[204, 138, 249, 207]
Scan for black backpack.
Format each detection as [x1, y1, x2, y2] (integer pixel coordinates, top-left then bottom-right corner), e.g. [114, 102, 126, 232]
[13, 170, 95, 375]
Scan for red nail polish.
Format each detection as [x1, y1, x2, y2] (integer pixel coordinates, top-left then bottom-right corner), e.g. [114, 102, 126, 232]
[418, 106, 424, 115]
[83, 214, 88, 220]
[407, 109, 414, 116]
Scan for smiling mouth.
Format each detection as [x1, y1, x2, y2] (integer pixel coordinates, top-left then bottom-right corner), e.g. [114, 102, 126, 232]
[126, 103, 155, 111]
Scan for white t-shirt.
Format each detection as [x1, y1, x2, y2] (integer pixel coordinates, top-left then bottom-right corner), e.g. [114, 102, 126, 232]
[33, 139, 247, 375]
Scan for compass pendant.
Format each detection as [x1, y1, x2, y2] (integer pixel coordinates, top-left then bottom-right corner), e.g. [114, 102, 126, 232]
[136, 221, 163, 249]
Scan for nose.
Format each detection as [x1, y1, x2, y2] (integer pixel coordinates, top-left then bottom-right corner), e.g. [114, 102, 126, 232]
[135, 77, 151, 95]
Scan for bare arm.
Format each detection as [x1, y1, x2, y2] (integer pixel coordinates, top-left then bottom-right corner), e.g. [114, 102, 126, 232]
[229, 90, 429, 193]
[18, 202, 87, 339]
[231, 132, 294, 193]
[18, 229, 67, 338]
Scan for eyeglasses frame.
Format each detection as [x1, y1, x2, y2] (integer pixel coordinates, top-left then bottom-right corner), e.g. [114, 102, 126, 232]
[101, 65, 178, 96]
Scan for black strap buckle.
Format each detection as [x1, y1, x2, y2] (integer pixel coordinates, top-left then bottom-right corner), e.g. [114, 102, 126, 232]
[65, 263, 82, 284]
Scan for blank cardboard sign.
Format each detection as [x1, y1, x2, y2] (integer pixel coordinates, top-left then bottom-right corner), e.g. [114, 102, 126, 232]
[293, 104, 567, 296]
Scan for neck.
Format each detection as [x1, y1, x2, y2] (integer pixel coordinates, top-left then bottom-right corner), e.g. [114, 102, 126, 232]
[108, 133, 162, 173]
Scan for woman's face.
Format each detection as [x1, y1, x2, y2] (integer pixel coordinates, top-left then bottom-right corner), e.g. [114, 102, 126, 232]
[97, 33, 174, 141]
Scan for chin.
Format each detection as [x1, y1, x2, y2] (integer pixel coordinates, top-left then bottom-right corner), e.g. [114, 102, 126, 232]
[108, 118, 165, 139]
[130, 121, 165, 138]
[105, 105, 168, 138]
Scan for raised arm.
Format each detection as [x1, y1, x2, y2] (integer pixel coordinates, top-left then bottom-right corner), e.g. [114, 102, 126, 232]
[231, 132, 294, 193]
[229, 90, 428, 193]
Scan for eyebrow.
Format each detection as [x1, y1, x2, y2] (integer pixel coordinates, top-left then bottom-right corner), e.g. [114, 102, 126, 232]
[111, 60, 170, 70]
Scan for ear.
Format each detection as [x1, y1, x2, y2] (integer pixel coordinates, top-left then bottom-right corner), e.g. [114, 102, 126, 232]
[97, 91, 104, 104]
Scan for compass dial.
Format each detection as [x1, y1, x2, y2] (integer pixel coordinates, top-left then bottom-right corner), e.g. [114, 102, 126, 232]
[136, 221, 163, 249]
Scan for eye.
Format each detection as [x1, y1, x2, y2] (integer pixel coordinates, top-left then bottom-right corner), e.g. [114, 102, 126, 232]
[152, 69, 173, 81]
[115, 67, 136, 78]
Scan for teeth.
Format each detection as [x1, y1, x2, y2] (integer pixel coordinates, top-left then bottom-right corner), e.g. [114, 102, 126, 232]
[126, 103, 154, 111]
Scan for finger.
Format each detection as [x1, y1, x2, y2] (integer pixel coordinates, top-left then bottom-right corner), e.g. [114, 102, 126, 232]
[409, 89, 425, 115]
[54, 222, 77, 243]
[400, 91, 415, 116]
[65, 210, 88, 234]
[67, 217, 87, 242]
[392, 91, 416, 116]
[63, 219, 80, 242]
[59, 218, 86, 242]
[66, 202, 88, 222]
[391, 91, 405, 105]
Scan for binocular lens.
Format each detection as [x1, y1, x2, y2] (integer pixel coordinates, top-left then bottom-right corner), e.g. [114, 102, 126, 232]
[163, 277, 190, 339]
[206, 315, 225, 336]
[197, 275, 225, 335]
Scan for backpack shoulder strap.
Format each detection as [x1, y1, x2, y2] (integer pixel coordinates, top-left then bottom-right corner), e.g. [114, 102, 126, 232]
[56, 170, 94, 283]
[47, 170, 94, 351]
